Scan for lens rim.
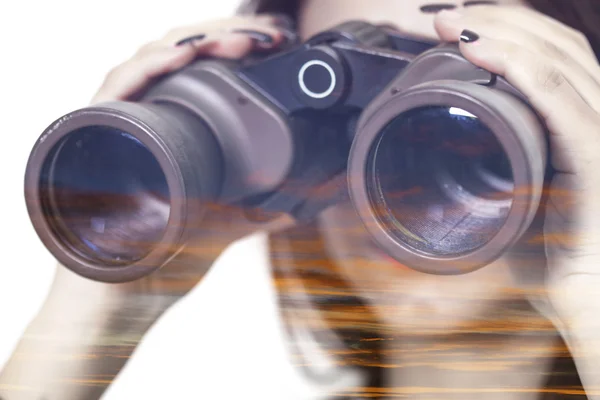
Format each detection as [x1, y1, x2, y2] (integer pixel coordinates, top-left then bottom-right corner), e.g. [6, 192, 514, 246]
[25, 106, 187, 283]
[348, 81, 545, 275]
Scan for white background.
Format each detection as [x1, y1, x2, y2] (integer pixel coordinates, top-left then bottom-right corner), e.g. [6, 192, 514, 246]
[0, 1, 318, 398]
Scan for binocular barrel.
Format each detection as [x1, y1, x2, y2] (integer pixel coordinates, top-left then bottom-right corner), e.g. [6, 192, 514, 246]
[24, 21, 548, 283]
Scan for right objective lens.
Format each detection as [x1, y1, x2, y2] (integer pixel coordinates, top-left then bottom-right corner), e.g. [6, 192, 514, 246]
[368, 106, 514, 257]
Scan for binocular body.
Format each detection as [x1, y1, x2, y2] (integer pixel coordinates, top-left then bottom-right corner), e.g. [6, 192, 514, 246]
[24, 21, 548, 283]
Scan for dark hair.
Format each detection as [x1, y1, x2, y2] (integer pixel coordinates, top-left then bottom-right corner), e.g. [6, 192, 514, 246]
[236, 1, 598, 398]
[528, 0, 600, 60]
[239, 0, 600, 58]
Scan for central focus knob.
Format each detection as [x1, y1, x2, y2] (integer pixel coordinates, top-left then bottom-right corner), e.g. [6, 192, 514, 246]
[298, 60, 337, 99]
[292, 46, 347, 109]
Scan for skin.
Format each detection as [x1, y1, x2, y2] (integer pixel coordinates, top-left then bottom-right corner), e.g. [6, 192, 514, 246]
[3, 1, 600, 399]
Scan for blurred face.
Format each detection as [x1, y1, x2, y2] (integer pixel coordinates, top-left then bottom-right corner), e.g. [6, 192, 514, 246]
[319, 202, 518, 335]
[300, 0, 533, 335]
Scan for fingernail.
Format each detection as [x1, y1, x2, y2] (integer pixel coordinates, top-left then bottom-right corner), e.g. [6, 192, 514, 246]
[460, 29, 480, 43]
[231, 29, 274, 45]
[420, 4, 457, 13]
[175, 34, 206, 46]
[464, 0, 497, 6]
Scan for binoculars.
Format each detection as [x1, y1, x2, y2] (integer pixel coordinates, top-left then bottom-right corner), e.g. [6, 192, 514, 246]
[24, 21, 549, 283]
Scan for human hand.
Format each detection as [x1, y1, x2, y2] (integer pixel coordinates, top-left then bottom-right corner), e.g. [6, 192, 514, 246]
[0, 14, 293, 400]
[84, 13, 295, 294]
[90, 14, 288, 104]
[435, 5, 600, 397]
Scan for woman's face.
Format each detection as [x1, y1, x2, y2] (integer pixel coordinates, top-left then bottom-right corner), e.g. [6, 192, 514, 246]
[319, 202, 521, 335]
[302, 0, 534, 335]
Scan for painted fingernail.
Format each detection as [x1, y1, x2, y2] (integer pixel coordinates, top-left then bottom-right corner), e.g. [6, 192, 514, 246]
[231, 29, 274, 45]
[464, 0, 497, 6]
[460, 29, 480, 43]
[420, 3, 457, 13]
[175, 34, 206, 46]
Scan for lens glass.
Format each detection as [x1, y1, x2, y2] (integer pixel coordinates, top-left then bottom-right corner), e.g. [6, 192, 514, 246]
[39, 126, 171, 265]
[368, 106, 513, 257]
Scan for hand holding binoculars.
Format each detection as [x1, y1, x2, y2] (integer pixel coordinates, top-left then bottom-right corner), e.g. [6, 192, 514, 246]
[24, 21, 549, 283]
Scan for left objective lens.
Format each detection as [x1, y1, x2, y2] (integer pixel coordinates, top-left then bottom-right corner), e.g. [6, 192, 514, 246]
[39, 126, 171, 265]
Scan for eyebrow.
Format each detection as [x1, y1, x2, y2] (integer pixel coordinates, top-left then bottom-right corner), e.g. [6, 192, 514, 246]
[463, 0, 498, 6]
[420, 3, 458, 13]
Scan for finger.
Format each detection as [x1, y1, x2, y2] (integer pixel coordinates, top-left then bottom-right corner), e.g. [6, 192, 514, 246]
[255, 12, 294, 28]
[91, 29, 280, 104]
[162, 15, 277, 36]
[163, 20, 283, 46]
[434, 11, 600, 111]
[435, 8, 600, 84]
[179, 29, 283, 53]
[457, 5, 597, 60]
[455, 30, 600, 175]
[90, 43, 200, 104]
[93, 14, 287, 104]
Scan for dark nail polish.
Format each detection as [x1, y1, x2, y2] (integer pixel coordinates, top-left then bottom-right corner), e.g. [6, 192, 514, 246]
[460, 29, 480, 43]
[420, 3, 457, 13]
[463, 0, 497, 6]
[175, 34, 206, 46]
[231, 29, 274, 45]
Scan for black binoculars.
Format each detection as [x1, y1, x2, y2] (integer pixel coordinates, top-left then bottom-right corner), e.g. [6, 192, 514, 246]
[24, 21, 549, 283]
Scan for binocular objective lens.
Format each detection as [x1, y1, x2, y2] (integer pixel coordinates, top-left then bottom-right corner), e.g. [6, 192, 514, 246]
[39, 126, 171, 265]
[369, 106, 514, 257]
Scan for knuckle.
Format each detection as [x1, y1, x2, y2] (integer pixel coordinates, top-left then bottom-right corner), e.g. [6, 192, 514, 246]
[561, 26, 594, 54]
[574, 31, 593, 50]
[501, 41, 528, 69]
[541, 39, 570, 62]
[535, 62, 566, 93]
[569, 27, 587, 44]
